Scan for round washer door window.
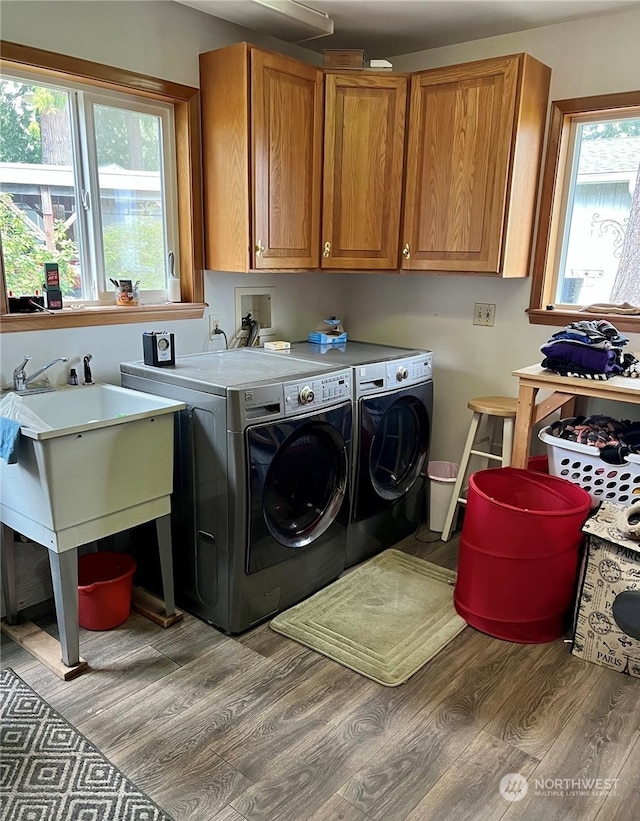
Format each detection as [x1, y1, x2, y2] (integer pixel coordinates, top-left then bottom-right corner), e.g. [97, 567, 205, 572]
[369, 396, 428, 500]
[263, 422, 348, 548]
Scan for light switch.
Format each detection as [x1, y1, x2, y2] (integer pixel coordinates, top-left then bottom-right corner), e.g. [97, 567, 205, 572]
[473, 303, 496, 327]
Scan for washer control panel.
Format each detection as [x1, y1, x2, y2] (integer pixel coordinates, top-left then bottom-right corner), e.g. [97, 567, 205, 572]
[386, 353, 432, 385]
[355, 352, 433, 397]
[283, 369, 351, 415]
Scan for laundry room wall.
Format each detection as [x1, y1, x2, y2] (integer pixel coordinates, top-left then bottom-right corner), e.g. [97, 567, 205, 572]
[2, 2, 640, 471]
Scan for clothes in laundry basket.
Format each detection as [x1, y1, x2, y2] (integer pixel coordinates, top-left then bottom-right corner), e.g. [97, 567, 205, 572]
[545, 414, 640, 465]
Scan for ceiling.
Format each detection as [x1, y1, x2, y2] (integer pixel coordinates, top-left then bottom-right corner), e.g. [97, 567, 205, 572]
[176, 0, 640, 58]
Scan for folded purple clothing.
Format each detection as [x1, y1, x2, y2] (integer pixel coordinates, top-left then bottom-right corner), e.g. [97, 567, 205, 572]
[540, 341, 622, 373]
[540, 357, 616, 379]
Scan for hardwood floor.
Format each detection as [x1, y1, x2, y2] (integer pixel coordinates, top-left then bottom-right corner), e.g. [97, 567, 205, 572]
[2, 530, 639, 821]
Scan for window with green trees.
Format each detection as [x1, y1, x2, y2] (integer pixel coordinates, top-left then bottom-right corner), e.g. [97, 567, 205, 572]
[0, 72, 177, 302]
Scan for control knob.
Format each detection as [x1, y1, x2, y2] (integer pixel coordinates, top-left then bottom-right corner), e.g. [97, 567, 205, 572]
[396, 366, 409, 381]
[299, 386, 315, 405]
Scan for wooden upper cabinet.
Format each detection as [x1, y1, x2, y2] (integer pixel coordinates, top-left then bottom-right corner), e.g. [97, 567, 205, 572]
[252, 50, 323, 269]
[200, 46, 550, 276]
[321, 73, 408, 270]
[200, 43, 323, 272]
[401, 53, 551, 277]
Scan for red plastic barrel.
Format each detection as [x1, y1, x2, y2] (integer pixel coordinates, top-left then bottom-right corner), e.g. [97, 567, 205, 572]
[78, 552, 136, 630]
[454, 468, 591, 643]
[527, 454, 549, 474]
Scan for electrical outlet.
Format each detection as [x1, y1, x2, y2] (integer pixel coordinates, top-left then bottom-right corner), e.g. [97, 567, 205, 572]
[208, 314, 222, 339]
[473, 303, 496, 327]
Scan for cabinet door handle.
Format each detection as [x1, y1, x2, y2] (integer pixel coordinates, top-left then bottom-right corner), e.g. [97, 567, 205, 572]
[402, 242, 411, 260]
[255, 240, 265, 256]
[323, 241, 331, 258]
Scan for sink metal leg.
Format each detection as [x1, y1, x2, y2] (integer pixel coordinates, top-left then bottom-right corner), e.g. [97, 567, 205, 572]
[0, 524, 18, 625]
[48, 549, 80, 667]
[156, 514, 176, 617]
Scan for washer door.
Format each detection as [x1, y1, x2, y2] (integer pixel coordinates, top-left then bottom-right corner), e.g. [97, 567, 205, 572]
[263, 421, 348, 547]
[246, 405, 351, 574]
[355, 388, 431, 520]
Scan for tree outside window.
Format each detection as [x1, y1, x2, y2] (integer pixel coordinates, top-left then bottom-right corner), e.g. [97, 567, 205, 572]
[531, 92, 640, 327]
[0, 76, 172, 301]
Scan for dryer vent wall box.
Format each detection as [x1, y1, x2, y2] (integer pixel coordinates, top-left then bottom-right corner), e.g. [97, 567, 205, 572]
[235, 287, 275, 337]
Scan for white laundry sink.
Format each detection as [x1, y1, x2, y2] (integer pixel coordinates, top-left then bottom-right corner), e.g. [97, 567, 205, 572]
[0, 384, 185, 551]
[15, 383, 183, 439]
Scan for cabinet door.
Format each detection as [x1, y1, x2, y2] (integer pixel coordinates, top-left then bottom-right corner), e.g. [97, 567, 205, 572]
[200, 42, 251, 273]
[402, 56, 520, 273]
[251, 51, 323, 269]
[322, 73, 408, 270]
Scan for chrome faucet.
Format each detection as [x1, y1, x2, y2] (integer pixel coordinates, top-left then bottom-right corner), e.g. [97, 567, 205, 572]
[13, 355, 70, 391]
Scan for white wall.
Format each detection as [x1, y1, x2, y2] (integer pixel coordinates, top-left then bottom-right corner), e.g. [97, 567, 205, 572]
[0, 0, 320, 87]
[2, 1, 640, 460]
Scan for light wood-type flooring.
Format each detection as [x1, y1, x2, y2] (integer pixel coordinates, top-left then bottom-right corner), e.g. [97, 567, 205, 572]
[2, 529, 639, 821]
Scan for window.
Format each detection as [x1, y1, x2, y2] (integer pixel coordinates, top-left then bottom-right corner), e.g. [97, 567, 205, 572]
[0, 42, 204, 331]
[530, 91, 640, 332]
[1, 72, 177, 302]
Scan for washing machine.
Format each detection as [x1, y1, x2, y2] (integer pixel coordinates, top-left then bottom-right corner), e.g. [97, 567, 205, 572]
[120, 349, 352, 634]
[258, 342, 433, 566]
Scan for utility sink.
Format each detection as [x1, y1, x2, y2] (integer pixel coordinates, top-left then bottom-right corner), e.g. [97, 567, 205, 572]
[0, 384, 185, 552]
[16, 383, 185, 439]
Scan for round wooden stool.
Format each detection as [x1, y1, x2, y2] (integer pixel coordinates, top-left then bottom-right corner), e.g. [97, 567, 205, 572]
[440, 396, 518, 542]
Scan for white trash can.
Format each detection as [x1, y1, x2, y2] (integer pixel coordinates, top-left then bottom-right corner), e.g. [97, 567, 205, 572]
[427, 461, 459, 532]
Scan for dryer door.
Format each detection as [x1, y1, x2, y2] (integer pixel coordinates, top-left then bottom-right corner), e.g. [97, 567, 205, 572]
[354, 383, 432, 520]
[247, 405, 351, 573]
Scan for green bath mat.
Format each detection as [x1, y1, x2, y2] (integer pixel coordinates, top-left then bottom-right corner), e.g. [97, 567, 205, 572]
[270, 549, 466, 686]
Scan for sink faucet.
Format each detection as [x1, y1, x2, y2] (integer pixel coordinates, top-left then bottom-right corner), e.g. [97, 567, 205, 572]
[13, 355, 70, 391]
[83, 354, 93, 385]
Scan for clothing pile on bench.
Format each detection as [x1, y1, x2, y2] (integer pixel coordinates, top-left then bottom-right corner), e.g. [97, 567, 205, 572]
[547, 414, 640, 465]
[540, 319, 640, 380]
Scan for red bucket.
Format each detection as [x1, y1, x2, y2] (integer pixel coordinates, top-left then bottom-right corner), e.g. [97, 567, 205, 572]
[454, 468, 591, 643]
[78, 552, 136, 630]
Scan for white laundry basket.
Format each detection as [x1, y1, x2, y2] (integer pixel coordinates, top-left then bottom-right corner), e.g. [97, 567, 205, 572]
[427, 461, 459, 532]
[538, 426, 640, 506]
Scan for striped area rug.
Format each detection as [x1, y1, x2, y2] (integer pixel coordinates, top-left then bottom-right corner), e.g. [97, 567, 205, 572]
[0, 667, 174, 821]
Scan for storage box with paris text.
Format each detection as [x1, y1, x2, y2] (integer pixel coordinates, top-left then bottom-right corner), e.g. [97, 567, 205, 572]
[573, 502, 640, 677]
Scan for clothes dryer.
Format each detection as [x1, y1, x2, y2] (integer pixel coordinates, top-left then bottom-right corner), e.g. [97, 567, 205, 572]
[120, 349, 351, 633]
[260, 342, 433, 566]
